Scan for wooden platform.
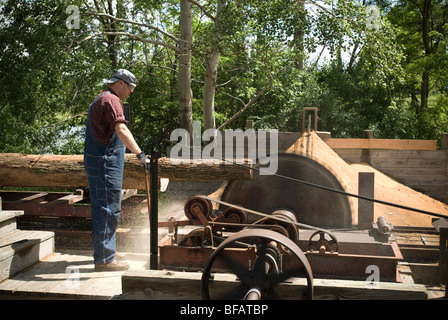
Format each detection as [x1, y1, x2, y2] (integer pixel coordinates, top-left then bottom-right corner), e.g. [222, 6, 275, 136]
[0, 250, 148, 299]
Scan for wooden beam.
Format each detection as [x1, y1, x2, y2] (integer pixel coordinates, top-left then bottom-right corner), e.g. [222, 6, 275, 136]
[121, 269, 428, 300]
[51, 190, 84, 205]
[326, 138, 437, 150]
[16, 192, 49, 203]
[0, 153, 252, 189]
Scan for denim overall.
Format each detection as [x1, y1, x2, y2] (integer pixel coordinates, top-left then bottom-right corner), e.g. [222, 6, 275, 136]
[84, 92, 126, 264]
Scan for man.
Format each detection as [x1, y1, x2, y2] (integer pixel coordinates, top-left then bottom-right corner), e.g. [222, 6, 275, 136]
[84, 69, 148, 271]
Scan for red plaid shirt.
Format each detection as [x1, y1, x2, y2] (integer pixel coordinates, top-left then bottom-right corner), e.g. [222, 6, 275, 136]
[89, 89, 128, 146]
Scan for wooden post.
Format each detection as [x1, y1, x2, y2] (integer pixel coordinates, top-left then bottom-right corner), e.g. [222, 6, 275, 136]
[441, 133, 448, 150]
[361, 130, 373, 164]
[444, 134, 448, 206]
[301, 107, 318, 132]
[358, 172, 375, 229]
[441, 228, 448, 298]
[364, 130, 373, 139]
[434, 218, 448, 298]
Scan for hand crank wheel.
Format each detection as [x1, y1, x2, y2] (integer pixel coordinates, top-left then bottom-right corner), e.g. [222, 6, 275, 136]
[201, 229, 313, 300]
[307, 230, 339, 253]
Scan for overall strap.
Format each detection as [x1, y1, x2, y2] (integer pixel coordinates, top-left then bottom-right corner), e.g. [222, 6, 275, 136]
[85, 91, 113, 149]
[89, 91, 112, 112]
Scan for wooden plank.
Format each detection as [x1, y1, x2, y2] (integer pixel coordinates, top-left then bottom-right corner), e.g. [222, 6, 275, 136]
[333, 149, 364, 162]
[327, 138, 437, 150]
[61, 253, 138, 298]
[368, 150, 446, 160]
[17, 193, 49, 203]
[50, 190, 84, 205]
[333, 149, 446, 165]
[0, 210, 23, 237]
[391, 176, 447, 186]
[121, 269, 428, 300]
[0, 230, 54, 282]
[413, 186, 447, 200]
[46, 265, 121, 299]
[370, 158, 446, 169]
[0, 230, 51, 255]
[0, 210, 24, 223]
[121, 269, 203, 300]
[382, 167, 446, 177]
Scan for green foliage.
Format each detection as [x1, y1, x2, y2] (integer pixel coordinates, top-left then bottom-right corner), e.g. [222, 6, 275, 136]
[1, 0, 448, 156]
[386, 0, 448, 140]
[0, 0, 110, 153]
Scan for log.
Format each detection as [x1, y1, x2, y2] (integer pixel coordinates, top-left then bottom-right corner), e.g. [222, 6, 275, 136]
[0, 153, 252, 189]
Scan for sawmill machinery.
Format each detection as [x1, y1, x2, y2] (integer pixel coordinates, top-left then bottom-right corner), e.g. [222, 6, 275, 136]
[154, 150, 448, 300]
[146, 114, 448, 300]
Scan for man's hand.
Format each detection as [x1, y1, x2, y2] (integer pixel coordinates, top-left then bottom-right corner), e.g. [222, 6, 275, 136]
[137, 152, 151, 173]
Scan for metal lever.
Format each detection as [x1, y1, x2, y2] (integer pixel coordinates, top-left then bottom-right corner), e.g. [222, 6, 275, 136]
[147, 118, 180, 270]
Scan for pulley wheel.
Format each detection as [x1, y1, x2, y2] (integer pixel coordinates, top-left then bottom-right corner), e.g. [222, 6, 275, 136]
[222, 207, 248, 231]
[257, 209, 299, 243]
[184, 196, 213, 221]
[178, 228, 208, 247]
[201, 229, 313, 300]
[178, 228, 223, 247]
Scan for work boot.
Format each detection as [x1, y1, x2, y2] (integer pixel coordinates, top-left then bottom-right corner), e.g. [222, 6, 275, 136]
[95, 260, 130, 271]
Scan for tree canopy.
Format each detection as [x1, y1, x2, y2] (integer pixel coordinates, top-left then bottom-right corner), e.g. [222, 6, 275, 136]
[1, 0, 447, 155]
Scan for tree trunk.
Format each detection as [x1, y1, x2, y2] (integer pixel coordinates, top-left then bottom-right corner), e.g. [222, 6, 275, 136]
[93, 0, 118, 69]
[0, 154, 252, 189]
[203, 50, 220, 130]
[420, 0, 431, 113]
[293, 0, 305, 70]
[106, 0, 118, 69]
[179, 0, 193, 135]
[202, 0, 226, 130]
[420, 70, 429, 112]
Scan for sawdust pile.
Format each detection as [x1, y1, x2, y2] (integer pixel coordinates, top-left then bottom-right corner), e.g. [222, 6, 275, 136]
[286, 131, 448, 227]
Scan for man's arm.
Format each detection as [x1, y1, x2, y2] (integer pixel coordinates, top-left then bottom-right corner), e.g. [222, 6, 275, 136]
[115, 122, 142, 156]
